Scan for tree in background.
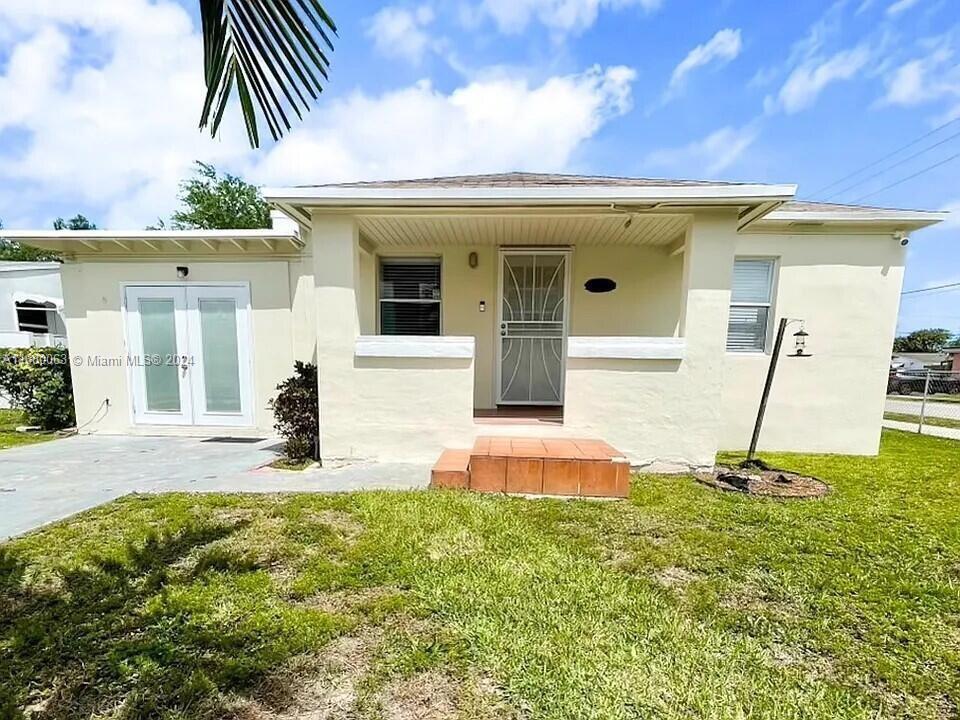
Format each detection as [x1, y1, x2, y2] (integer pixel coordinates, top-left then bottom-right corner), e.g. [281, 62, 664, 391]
[52, 214, 97, 231]
[893, 328, 954, 353]
[0, 219, 62, 262]
[170, 162, 271, 230]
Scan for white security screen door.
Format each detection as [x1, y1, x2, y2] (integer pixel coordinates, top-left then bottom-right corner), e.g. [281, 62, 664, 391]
[125, 285, 254, 426]
[498, 251, 569, 405]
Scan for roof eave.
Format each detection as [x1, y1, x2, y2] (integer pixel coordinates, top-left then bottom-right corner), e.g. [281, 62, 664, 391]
[753, 210, 948, 231]
[263, 183, 799, 208]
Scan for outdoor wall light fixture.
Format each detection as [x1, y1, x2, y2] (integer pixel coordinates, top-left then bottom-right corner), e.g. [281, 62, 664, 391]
[176, 266, 189, 279]
[468, 251, 479, 268]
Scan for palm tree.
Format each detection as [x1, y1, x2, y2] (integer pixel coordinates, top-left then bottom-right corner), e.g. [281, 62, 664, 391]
[199, 0, 336, 148]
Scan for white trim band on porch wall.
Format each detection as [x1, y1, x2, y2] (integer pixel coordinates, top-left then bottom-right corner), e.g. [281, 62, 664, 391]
[567, 336, 686, 360]
[355, 335, 476, 359]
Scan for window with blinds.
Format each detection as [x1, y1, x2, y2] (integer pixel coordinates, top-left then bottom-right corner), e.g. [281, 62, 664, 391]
[378, 258, 441, 335]
[727, 258, 775, 352]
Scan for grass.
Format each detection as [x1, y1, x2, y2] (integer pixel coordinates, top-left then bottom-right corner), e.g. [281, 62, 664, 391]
[268, 456, 317, 471]
[2, 430, 959, 719]
[884, 411, 960, 430]
[0, 409, 56, 450]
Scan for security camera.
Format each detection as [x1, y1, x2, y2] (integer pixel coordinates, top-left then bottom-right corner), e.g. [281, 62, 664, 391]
[900, 237, 910, 247]
[894, 231, 909, 247]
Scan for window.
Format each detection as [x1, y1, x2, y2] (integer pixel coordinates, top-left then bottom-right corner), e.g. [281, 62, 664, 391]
[15, 302, 52, 334]
[727, 258, 775, 352]
[378, 258, 441, 335]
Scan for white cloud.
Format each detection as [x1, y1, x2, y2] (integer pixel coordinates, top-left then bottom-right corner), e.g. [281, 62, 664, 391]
[774, 46, 871, 114]
[468, 0, 662, 36]
[0, 1, 638, 229]
[886, 0, 922, 16]
[0, 0, 248, 228]
[644, 124, 759, 177]
[365, 5, 436, 64]
[252, 65, 637, 185]
[882, 46, 959, 108]
[940, 200, 960, 230]
[668, 28, 742, 93]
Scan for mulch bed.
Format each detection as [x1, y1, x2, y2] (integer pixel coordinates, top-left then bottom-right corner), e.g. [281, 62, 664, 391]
[695, 460, 830, 499]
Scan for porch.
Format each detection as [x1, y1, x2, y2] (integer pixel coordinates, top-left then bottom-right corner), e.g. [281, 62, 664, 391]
[311, 206, 739, 469]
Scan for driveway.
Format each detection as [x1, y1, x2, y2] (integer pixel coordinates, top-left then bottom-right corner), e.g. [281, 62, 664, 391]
[0, 435, 430, 540]
[886, 397, 960, 421]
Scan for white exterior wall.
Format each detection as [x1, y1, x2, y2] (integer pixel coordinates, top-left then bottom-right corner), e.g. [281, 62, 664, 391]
[59, 259, 304, 435]
[312, 215, 476, 462]
[719, 232, 906, 455]
[564, 212, 737, 469]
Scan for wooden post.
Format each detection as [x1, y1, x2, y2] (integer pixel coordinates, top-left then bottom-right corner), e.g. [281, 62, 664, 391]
[747, 317, 788, 462]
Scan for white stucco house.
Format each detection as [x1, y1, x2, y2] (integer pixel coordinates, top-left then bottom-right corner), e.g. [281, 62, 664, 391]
[4, 173, 946, 469]
[0, 261, 67, 349]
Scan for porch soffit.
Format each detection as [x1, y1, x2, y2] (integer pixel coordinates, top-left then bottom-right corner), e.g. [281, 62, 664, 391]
[356, 213, 690, 248]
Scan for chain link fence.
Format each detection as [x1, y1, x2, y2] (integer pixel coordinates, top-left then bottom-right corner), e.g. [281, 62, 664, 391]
[885, 370, 960, 438]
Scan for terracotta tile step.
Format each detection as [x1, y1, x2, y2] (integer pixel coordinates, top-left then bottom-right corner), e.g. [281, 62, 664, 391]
[430, 449, 471, 490]
[431, 437, 631, 498]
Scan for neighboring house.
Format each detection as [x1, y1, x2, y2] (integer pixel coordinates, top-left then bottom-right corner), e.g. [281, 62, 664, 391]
[0, 262, 67, 349]
[891, 352, 949, 371]
[4, 173, 946, 468]
[947, 348, 960, 372]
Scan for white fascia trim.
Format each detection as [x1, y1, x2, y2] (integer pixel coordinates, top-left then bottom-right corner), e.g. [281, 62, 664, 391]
[0, 229, 300, 241]
[355, 335, 476, 359]
[0, 262, 62, 272]
[760, 210, 948, 226]
[567, 336, 686, 360]
[264, 184, 798, 206]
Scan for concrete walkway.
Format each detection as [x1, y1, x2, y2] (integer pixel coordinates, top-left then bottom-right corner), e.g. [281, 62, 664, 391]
[886, 397, 960, 421]
[0, 435, 430, 540]
[882, 419, 960, 441]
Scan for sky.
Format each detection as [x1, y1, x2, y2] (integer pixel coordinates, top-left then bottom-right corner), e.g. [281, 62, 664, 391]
[0, 0, 957, 335]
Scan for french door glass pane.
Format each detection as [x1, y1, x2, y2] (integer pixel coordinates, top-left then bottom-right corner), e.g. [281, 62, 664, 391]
[199, 298, 242, 413]
[139, 298, 180, 412]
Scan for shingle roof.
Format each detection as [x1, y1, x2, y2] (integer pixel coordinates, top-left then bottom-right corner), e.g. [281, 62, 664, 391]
[770, 199, 944, 217]
[292, 171, 755, 189]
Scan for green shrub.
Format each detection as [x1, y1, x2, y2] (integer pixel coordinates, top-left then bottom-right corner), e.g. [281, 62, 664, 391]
[0, 348, 76, 430]
[269, 362, 318, 462]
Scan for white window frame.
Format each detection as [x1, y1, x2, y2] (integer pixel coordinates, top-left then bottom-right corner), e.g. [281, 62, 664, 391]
[727, 257, 777, 354]
[377, 256, 443, 336]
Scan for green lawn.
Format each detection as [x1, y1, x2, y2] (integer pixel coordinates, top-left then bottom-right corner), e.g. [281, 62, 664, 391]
[2, 430, 959, 719]
[884, 411, 960, 430]
[0, 409, 55, 450]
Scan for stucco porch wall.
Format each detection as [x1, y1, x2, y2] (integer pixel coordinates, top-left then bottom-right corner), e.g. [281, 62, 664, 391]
[59, 260, 302, 435]
[719, 232, 906, 455]
[355, 242, 685, 410]
[563, 212, 738, 469]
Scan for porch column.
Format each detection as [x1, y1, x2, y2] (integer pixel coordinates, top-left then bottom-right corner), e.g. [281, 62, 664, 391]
[678, 210, 739, 463]
[311, 213, 361, 460]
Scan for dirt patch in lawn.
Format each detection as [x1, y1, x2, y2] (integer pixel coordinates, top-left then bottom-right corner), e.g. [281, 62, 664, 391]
[696, 463, 830, 499]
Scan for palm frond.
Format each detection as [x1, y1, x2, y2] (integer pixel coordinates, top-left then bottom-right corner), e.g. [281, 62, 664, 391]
[199, 0, 337, 148]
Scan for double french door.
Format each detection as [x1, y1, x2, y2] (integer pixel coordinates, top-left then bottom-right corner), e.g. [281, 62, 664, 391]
[497, 250, 569, 405]
[124, 285, 254, 426]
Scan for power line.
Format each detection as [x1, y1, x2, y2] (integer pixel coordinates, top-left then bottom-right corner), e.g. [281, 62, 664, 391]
[807, 116, 960, 199]
[851, 151, 960, 203]
[822, 128, 960, 202]
[902, 281, 960, 296]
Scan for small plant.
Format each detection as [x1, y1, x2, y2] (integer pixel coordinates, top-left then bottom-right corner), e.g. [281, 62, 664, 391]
[270, 362, 319, 463]
[0, 348, 75, 430]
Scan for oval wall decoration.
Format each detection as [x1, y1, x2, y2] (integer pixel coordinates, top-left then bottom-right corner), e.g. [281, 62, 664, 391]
[584, 277, 617, 293]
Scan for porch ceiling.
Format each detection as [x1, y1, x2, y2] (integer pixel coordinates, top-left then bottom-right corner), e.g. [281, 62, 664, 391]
[356, 212, 690, 248]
